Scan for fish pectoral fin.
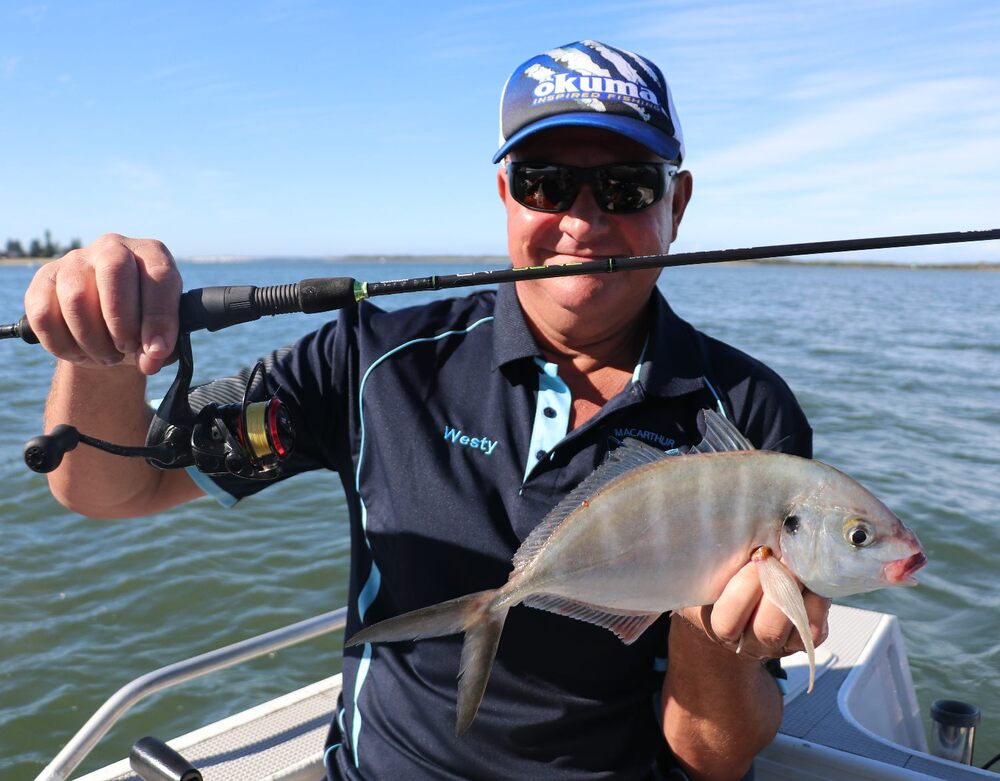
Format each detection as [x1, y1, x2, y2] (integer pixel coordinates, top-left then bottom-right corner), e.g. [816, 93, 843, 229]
[752, 547, 816, 693]
[524, 594, 660, 645]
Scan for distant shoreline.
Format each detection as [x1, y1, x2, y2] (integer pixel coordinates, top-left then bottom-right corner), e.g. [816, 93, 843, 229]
[3, 255, 998, 271]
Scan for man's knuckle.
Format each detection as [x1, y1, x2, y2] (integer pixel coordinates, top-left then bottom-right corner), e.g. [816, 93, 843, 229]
[57, 278, 93, 315]
[95, 232, 126, 247]
[146, 238, 171, 256]
[24, 295, 58, 331]
[758, 629, 787, 648]
[713, 626, 741, 645]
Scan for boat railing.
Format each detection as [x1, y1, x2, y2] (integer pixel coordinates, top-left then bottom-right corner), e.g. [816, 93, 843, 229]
[34, 606, 348, 781]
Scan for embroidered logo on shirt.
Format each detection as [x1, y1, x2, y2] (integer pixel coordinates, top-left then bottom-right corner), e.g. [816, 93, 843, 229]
[444, 425, 499, 456]
[613, 427, 675, 449]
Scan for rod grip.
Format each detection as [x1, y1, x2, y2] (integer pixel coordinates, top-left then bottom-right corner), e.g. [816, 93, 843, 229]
[179, 285, 299, 332]
[298, 277, 358, 312]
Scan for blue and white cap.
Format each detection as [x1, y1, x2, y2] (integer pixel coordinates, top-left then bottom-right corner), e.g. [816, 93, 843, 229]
[492, 40, 684, 164]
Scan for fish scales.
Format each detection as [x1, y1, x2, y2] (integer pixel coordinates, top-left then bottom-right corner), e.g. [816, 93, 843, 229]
[510, 453, 807, 612]
[347, 410, 926, 734]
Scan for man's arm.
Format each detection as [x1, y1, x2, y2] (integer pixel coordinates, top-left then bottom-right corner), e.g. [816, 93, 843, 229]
[25, 234, 203, 517]
[44, 362, 203, 517]
[662, 613, 782, 780]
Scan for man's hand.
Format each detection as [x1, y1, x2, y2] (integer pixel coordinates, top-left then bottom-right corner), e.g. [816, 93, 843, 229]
[661, 562, 832, 781]
[676, 559, 831, 659]
[24, 233, 182, 375]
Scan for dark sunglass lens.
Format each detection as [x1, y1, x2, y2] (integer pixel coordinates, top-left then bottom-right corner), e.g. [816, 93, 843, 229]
[512, 165, 576, 211]
[597, 165, 663, 213]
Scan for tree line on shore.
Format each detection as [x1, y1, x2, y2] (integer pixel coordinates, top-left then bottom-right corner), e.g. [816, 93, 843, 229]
[2, 231, 82, 259]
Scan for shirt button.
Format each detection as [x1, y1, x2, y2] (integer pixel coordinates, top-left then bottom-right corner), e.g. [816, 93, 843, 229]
[543, 406, 557, 418]
[535, 449, 547, 460]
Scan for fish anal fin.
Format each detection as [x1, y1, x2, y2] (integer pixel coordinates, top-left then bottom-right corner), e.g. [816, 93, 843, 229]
[752, 546, 815, 693]
[524, 594, 660, 645]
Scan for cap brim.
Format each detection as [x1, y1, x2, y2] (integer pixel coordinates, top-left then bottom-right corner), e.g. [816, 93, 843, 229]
[492, 113, 682, 164]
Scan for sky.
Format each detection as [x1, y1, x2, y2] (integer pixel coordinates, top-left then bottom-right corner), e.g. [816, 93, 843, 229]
[2, 0, 998, 263]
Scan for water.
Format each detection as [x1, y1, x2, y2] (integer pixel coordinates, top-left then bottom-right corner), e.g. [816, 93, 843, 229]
[1, 260, 998, 778]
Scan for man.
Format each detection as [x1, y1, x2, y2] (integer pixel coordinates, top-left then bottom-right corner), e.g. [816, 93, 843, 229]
[26, 41, 828, 780]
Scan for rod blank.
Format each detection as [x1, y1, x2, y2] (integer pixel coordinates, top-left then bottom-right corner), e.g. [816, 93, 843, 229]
[4, 228, 998, 342]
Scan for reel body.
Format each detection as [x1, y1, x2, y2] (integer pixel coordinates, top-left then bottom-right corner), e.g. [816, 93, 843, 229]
[190, 394, 293, 479]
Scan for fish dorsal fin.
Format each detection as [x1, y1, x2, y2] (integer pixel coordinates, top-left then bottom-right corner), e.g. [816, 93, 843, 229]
[691, 409, 755, 453]
[523, 594, 661, 645]
[511, 439, 675, 574]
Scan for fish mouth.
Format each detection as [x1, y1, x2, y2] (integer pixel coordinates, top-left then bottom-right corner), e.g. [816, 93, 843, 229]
[884, 551, 928, 586]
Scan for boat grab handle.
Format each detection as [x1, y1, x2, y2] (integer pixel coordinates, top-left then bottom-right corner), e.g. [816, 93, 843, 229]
[34, 606, 348, 781]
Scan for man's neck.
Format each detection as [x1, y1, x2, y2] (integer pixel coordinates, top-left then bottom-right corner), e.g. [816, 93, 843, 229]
[521, 296, 651, 430]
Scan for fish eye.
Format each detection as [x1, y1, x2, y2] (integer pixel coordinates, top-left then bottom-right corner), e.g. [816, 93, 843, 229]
[844, 519, 874, 548]
[783, 514, 800, 534]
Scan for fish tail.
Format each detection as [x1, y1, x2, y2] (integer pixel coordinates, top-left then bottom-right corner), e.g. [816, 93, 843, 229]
[344, 589, 507, 734]
[345, 589, 496, 646]
[752, 546, 816, 693]
[456, 599, 508, 734]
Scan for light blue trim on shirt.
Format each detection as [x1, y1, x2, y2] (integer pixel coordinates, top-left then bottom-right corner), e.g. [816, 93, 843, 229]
[703, 376, 728, 418]
[185, 465, 239, 508]
[631, 334, 651, 384]
[522, 359, 571, 483]
[349, 314, 494, 768]
[323, 742, 342, 768]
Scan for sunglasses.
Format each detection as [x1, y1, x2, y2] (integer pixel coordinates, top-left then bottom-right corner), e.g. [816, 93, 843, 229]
[507, 162, 678, 214]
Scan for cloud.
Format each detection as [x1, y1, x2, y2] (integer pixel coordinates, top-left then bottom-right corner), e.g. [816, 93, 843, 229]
[3, 56, 19, 76]
[692, 78, 1000, 178]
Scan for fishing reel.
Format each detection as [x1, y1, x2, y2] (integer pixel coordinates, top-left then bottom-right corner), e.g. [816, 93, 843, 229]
[23, 331, 294, 480]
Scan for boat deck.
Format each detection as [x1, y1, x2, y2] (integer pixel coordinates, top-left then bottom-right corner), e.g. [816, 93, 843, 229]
[79, 604, 994, 781]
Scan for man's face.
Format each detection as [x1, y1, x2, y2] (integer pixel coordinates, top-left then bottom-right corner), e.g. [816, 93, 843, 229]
[497, 126, 692, 337]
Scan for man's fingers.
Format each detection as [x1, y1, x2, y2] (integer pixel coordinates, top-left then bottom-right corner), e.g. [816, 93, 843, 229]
[746, 593, 795, 654]
[55, 260, 121, 365]
[130, 238, 181, 375]
[23, 263, 81, 362]
[94, 241, 141, 356]
[707, 561, 763, 646]
[754, 589, 831, 656]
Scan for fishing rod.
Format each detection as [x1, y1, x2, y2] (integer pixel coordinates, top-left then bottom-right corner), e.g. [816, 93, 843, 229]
[4, 227, 998, 478]
[2, 228, 999, 345]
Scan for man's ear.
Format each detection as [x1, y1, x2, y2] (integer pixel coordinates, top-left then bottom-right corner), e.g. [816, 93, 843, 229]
[497, 165, 509, 203]
[670, 170, 693, 241]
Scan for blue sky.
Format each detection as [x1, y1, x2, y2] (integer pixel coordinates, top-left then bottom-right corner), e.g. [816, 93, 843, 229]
[2, 0, 998, 262]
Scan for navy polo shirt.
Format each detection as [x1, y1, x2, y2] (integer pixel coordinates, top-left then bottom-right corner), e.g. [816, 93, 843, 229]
[192, 282, 811, 780]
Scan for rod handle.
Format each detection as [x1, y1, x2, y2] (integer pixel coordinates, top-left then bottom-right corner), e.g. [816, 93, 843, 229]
[8, 276, 359, 344]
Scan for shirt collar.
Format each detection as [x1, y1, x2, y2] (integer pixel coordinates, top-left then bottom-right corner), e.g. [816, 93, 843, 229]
[637, 291, 709, 398]
[491, 282, 709, 398]
[492, 283, 542, 371]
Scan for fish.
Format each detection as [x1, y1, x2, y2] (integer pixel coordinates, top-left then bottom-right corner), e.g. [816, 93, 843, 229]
[346, 410, 927, 734]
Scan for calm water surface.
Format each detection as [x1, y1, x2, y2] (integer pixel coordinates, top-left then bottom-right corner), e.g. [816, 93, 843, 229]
[1, 260, 998, 778]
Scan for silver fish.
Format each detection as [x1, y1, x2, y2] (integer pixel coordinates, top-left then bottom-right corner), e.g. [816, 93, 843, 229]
[347, 410, 926, 734]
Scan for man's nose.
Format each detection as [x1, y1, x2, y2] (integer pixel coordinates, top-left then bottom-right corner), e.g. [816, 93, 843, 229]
[559, 184, 611, 238]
